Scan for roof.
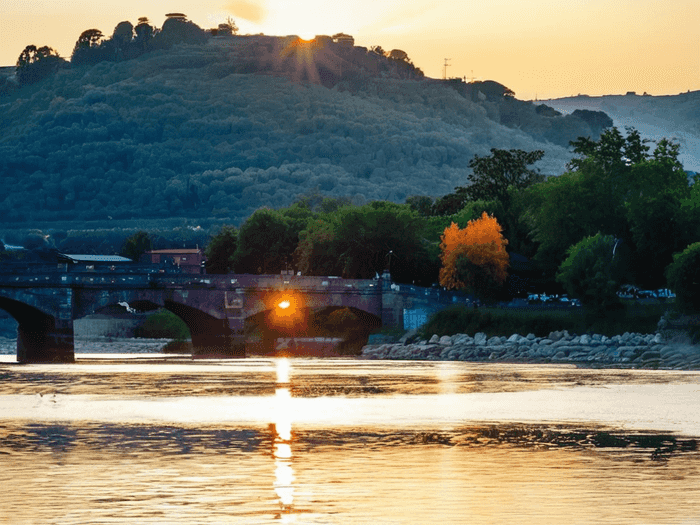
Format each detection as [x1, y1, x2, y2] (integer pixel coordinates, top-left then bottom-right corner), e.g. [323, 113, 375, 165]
[147, 249, 202, 254]
[64, 254, 133, 263]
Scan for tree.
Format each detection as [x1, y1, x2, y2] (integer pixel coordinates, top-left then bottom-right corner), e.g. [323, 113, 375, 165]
[525, 127, 688, 281]
[405, 195, 434, 216]
[16, 45, 66, 85]
[204, 225, 237, 274]
[388, 49, 408, 62]
[439, 212, 509, 302]
[233, 209, 298, 274]
[556, 233, 624, 314]
[112, 21, 134, 46]
[665, 243, 700, 313]
[71, 29, 107, 65]
[294, 202, 436, 283]
[120, 231, 152, 262]
[222, 16, 238, 35]
[134, 17, 156, 51]
[152, 17, 207, 49]
[463, 148, 545, 205]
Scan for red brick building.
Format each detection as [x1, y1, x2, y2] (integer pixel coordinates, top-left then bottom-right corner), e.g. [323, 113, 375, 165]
[146, 249, 205, 274]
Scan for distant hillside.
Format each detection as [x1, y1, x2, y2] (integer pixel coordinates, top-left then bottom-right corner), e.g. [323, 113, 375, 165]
[543, 91, 700, 172]
[0, 34, 609, 228]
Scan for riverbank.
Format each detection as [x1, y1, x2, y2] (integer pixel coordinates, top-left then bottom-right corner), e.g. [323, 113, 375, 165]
[361, 330, 700, 369]
[0, 336, 172, 355]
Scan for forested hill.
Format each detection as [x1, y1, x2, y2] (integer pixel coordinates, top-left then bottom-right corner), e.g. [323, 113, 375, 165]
[0, 33, 610, 227]
[544, 91, 700, 173]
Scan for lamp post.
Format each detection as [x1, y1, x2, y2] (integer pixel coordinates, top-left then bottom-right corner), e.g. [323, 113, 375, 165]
[384, 250, 393, 281]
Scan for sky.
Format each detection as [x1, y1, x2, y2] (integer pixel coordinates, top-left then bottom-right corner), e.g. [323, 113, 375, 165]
[2, 0, 699, 100]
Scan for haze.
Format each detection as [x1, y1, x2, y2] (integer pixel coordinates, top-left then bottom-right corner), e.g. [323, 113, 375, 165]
[2, 0, 698, 100]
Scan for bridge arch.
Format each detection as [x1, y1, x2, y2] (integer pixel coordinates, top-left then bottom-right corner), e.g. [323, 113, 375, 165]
[0, 294, 73, 363]
[243, 303, 382, 355]
[72, 289, 241, 356]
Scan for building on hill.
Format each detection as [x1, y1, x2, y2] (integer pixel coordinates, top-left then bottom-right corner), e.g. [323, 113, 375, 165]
[145, 248, 205, 274]
[332, 33, 354, 47]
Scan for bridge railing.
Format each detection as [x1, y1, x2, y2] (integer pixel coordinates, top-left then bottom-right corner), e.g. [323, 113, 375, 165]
[0, 266, 386, 293]
[384, 282, 472, 305]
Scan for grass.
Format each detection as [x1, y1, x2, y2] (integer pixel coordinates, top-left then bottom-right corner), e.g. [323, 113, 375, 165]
[418, 302, 670, 339]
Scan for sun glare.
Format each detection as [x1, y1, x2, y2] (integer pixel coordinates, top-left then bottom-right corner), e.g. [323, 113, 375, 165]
[279, 300, 291, 309]
[297, 32, 316, 42]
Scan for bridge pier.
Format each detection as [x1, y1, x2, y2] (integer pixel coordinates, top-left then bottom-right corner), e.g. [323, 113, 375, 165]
[17, 318, 75, 364]
[190, 317, 245, 357]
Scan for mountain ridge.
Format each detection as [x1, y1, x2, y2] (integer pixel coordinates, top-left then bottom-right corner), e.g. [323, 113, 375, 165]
[543, 91, 700, 172]
[0, 34, 618, 228]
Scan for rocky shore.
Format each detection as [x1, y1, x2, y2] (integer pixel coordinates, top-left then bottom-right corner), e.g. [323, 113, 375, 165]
[361, 330, 700, 369]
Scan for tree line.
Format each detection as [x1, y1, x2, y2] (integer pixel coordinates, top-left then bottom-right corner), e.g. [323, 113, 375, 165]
[198, 127, 700, 314]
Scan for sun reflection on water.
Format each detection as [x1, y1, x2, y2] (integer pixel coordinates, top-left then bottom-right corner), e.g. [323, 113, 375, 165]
[273, 358, 296, 520]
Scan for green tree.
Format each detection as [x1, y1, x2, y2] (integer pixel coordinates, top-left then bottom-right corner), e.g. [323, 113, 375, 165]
[405, 195, 434, 217]
[294, 202, 436, 283]
[556, 233, 625, 314]
[463, 148, 545, 205]
[526, 127, 688, 281]
[665, 243, 700, 313]
[71, 29, 107, 65]
[112, 21, 134, 44]
[204, 225, 237, 274]
[120, 231, 152, 262]
[233, 209, 298, 274]
[134, 17, 156, 49]
[16, 45, 66, 85]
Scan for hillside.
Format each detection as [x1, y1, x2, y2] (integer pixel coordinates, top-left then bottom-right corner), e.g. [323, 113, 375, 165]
[544, 91, 700, 172]
[0, 34, 608, 228]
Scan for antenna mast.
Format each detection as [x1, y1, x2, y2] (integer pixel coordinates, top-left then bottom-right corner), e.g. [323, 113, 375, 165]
[443, 58, 451, 80]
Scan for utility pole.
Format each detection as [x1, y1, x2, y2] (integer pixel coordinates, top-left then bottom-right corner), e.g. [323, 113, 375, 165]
[443, 58, 451, 80]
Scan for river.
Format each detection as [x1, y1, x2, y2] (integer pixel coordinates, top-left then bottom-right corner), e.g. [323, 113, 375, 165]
[1, 346, 700, 524]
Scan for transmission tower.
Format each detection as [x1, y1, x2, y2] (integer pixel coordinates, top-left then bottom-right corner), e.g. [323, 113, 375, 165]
[443, 58, 451, 80]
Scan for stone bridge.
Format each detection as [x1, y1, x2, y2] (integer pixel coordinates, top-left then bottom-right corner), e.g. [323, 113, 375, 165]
[0, 265, 469, 363]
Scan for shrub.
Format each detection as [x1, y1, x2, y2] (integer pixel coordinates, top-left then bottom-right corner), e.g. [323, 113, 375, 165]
[134, 309, 190, 340]
[418, 303, 665, 339]
[666, 242, 700, 313]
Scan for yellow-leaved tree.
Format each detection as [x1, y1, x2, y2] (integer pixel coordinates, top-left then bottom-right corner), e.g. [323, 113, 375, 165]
[439, 212, 509, 301]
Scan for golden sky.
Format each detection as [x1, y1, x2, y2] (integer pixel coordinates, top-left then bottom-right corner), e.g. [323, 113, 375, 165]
[2, 0, 698, 100]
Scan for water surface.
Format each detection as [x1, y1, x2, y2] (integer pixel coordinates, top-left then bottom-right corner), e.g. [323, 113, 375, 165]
[2, 354, 700, 524]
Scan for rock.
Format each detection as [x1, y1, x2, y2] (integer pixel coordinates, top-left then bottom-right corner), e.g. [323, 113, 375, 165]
[474, 332, 488, 345]
[429, 334, 440, 344]
[548, 331, 562, 342]
[439, 335, 453, 346]
[580, 334, 591, 345]
[399, 329, 419, 344]
[640, 350, 661, 361]
[507, 334, 520, 343]
[453, 334, 471, 345]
